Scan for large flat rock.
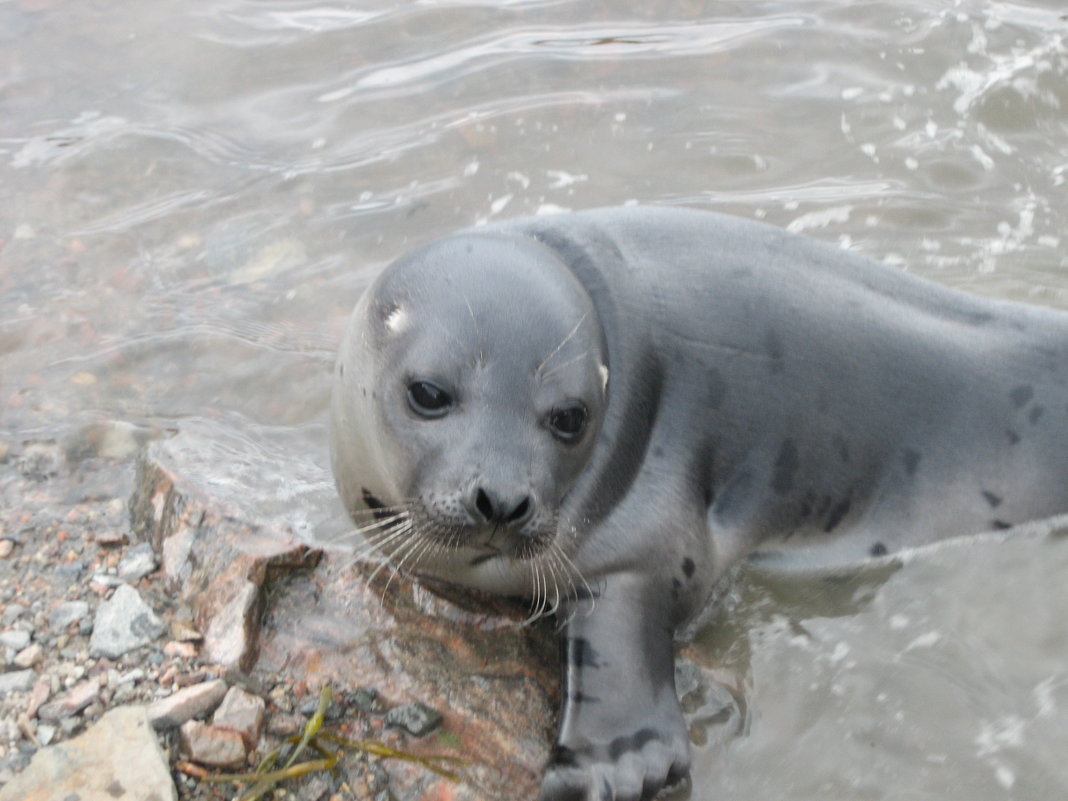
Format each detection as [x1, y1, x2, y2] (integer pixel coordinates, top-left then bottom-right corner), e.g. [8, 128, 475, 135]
[0, 705, 175, 801]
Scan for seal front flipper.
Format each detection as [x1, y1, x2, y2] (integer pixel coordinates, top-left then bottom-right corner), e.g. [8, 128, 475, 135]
[541, 573, 689, 801]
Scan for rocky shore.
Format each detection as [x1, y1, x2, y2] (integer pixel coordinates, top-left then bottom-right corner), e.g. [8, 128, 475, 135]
[0, 425, 567, 800]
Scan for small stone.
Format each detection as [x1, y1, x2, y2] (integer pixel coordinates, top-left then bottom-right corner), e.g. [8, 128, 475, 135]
[384, 702, 443, 737]
[117, 668, 145, 686]
[0, 631, 30, 652]
[347, 686, 380, 713]
[12, 644, 42, 668]
[49, 600, 90, 630]
[89, 584, 164, 658]
[1, 604, 26, 626]
[0, 705, 177, 801]
[90, 572, 125, 588]
[170, 620, 203, 642]
[55, 561, 83, 579]
[36, 724, 55, 746]
[37, 678, 100, 722]
[178, 720, 246, 768]
[0, 670, 36, 695]
[265, 712, 304, 737]
[118, 542, 158, 582]
[16, 443, 62, 480]
[0, 540, 13, 558]
[147, 678, 228, 730]
[212, 686, 266, 748]
[26, 680, 50, 718]
[163, 640, 197, 659]
[90, 530, 127, 546]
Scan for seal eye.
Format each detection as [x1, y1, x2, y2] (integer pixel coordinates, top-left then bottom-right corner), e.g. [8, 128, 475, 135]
[407, 381, 453, 418]
[548, 401, 588, 443]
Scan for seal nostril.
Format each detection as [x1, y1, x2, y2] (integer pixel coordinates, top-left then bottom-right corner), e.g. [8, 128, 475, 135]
[507, 497, 531, 524]
[475, 488, 495, 522]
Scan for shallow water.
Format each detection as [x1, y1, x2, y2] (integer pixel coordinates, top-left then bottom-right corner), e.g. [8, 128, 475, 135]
[3, 1, 1068, 798]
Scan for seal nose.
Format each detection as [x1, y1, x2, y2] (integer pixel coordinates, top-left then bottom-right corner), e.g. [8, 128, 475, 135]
[469, 486, 534, 528]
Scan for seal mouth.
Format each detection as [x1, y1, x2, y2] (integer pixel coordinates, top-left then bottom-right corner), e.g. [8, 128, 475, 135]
[350, 490, 589, 623]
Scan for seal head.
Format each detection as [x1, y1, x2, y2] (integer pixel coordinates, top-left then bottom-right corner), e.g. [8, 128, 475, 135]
[331, 233, 608, 599]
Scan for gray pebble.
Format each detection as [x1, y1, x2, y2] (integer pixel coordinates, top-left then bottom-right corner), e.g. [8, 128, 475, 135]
[88, 584, 164, 659]
[0, 669, 36, 695]
[54, 561, 84, 580]
[36, 724, 56, 746]
[49, 600, 89, 631]
[117, 542, 158, 582]
[0, 630, 30, 652]
[384, 702, 443, 737]
[2, 604, 26, 626]
[90, 572, 124, 588]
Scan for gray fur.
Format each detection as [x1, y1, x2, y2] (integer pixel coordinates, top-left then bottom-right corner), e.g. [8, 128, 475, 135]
[332, 207, 1068, 801]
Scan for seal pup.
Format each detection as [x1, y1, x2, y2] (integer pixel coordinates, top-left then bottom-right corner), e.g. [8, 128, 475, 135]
[331, 206, 1068, 800]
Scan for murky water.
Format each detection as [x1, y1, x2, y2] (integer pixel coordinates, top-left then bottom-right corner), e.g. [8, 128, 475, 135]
[3, 1, 1067, 798]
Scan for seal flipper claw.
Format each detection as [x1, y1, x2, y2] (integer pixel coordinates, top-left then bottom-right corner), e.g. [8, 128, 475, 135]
[542, 575, 690, 801]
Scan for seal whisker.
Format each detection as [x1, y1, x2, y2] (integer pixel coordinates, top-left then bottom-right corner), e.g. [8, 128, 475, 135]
[539, 350, 589, 381]
[350, 516, 412, 561]
[521, 556, 547, 627]
[536, 313, 588, 377]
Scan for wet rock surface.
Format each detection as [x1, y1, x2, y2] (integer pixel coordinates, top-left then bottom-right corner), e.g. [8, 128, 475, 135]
[0, 426, 561, 800]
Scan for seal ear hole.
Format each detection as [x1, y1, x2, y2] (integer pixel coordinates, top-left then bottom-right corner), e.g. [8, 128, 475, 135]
[407, 380, 453, 418]
[547, 401, 589, 443]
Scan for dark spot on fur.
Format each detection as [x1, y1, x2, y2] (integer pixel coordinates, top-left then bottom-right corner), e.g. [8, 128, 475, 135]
[1029, 405, 1045, 425]
[338, 363, 344, 377]
[550, 744, 582, 767]
[902, 449, 921, 476]
[653, 446, 664, 458]
[106, 782, 125, 799]
[1006, 429, 1020, 445]
[992, 520, 1012, 530]
[570, 692, 600, 704]
[1010, 385, 1034, 408]
[361, 489, 396, 523]
[834, 436, 851, 463]
[672, 578, 682, 599]
[608, 728, 660, 761]
[799, 490, 816, 519]
[681, 558, 695, 579]
[566, 638, 600, 669]
[764, 329, 785, 373]
[870, 542, 888, 557]
[824, 498, 852, 533]
[981, 490, 1002, 508]
[772, 439, 799, 495]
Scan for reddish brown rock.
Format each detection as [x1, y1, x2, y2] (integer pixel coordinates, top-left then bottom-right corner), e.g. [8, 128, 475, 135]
[178, 719, 247, 769]
[130, 437, 322, 671]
